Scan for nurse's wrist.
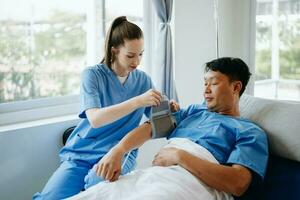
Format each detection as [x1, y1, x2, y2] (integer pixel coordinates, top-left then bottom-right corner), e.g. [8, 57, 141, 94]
[112, 144, 127, 155]
[130, 97, 141, 109]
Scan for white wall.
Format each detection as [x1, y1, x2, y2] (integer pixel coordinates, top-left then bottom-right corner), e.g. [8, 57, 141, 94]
[0, 118, 80, 200]
[173, 0, 215, 107]
[218, 0, 255, 94]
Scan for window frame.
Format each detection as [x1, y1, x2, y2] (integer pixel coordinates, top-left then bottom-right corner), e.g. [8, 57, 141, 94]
[0, 95, 79, 126]
[253, 0, 300, 101]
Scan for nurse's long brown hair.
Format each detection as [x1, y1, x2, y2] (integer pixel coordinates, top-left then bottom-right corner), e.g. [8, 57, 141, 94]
[101, 16, 143, 68]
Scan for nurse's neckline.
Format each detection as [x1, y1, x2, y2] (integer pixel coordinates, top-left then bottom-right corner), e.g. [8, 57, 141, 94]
[110, 63, 130, 77]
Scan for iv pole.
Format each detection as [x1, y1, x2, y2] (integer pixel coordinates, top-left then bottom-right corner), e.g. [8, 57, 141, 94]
[213, 0, 220, 58]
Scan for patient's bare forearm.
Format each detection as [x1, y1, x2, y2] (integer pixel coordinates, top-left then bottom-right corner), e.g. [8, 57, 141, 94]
[115, 123, 152, 154]
[177, 150, 252, 196]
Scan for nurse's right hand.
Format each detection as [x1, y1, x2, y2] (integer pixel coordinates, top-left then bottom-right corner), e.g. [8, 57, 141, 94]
[96, 146, 125, 182]
[136, 89, 162, 107]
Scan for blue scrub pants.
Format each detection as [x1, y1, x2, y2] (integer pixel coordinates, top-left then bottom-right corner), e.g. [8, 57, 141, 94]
[33, 155, 135, 200]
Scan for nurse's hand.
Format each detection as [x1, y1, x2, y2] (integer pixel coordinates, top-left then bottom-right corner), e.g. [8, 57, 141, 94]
[96, 146, 125, 182]
[136, 89, 162, 107]
[170, 100, 180, 112]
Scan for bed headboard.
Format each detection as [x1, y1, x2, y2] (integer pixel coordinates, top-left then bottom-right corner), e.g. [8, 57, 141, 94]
[239, 94, 300, 162]
[238, 94, 300, 200]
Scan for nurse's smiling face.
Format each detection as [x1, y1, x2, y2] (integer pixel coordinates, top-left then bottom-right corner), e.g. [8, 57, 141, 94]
[111, 39, 144, 77]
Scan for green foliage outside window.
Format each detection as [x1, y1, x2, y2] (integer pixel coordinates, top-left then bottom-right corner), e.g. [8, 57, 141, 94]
[0, 10, 86, 103]
[256, 19, 300, 81]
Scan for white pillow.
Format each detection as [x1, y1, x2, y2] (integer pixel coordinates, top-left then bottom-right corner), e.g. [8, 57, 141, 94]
[239, 94, 300, 162]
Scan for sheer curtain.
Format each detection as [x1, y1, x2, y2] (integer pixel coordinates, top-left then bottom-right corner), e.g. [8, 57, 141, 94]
[152, 0, 178, 101]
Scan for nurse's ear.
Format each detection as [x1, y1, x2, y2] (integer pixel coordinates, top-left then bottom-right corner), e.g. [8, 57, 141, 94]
[111, 46, 119, 62]
[111, 47, 120, 54]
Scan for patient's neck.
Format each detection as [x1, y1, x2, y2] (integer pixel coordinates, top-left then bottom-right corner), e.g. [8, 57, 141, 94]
[214, 100, 240, 117]
[218, 107, 240, 117]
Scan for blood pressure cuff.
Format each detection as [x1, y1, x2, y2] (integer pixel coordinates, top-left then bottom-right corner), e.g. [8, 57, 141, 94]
[150, 95, 177, 138]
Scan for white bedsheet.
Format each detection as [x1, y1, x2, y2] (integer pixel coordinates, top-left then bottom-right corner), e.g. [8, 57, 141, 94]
[68, 138, 233, 200]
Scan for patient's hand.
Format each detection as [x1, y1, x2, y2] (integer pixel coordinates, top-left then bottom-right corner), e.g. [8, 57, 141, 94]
[96, 146, 125, 182]
[152, 147, 180, 167]
[170, 100, 180, 112]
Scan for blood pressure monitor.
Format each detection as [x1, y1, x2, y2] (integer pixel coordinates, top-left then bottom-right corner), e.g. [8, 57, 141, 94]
[150, 95, 177, 138]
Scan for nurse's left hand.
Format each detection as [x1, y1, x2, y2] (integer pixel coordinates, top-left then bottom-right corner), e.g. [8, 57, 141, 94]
[152, 147, 181, 167]
[170, 100, 180, 112]
[96, 146, 125, 182]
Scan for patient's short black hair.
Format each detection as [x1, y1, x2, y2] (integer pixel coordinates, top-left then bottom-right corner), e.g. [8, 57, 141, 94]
[205, 57, 252, 96]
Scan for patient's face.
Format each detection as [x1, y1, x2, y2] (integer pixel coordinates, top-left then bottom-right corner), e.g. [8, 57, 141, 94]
[204, 70, 235, 113]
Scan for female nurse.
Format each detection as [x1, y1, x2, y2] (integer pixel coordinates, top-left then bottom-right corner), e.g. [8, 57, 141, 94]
[33, 16, 161, 200]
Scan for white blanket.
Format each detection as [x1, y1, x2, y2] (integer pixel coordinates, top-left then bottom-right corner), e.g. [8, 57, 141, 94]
[68, 138, 233, 200]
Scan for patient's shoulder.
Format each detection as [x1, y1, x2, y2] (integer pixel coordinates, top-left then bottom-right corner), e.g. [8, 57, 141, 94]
[186, 104, 206, 114]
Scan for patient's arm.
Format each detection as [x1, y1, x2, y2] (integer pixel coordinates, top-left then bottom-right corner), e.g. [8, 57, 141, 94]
[96, 122, 152, 181]
[152, 147, 252, 197]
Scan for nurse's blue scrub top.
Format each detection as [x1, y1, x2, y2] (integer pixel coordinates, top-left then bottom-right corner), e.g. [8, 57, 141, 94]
[59, 64, 153, 164]
[169, 104, 269, 179]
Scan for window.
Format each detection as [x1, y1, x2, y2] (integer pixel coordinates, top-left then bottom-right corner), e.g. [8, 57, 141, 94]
[0, 0, 145, 125]
[255, 0, 300, 101]
[0, 0, 87, 104]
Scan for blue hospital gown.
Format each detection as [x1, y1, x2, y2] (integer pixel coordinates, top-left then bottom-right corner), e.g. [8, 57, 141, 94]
[169, 104, 269, 179]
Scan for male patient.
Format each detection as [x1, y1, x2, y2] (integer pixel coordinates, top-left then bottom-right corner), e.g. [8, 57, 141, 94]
[81, 57, 269, 198]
